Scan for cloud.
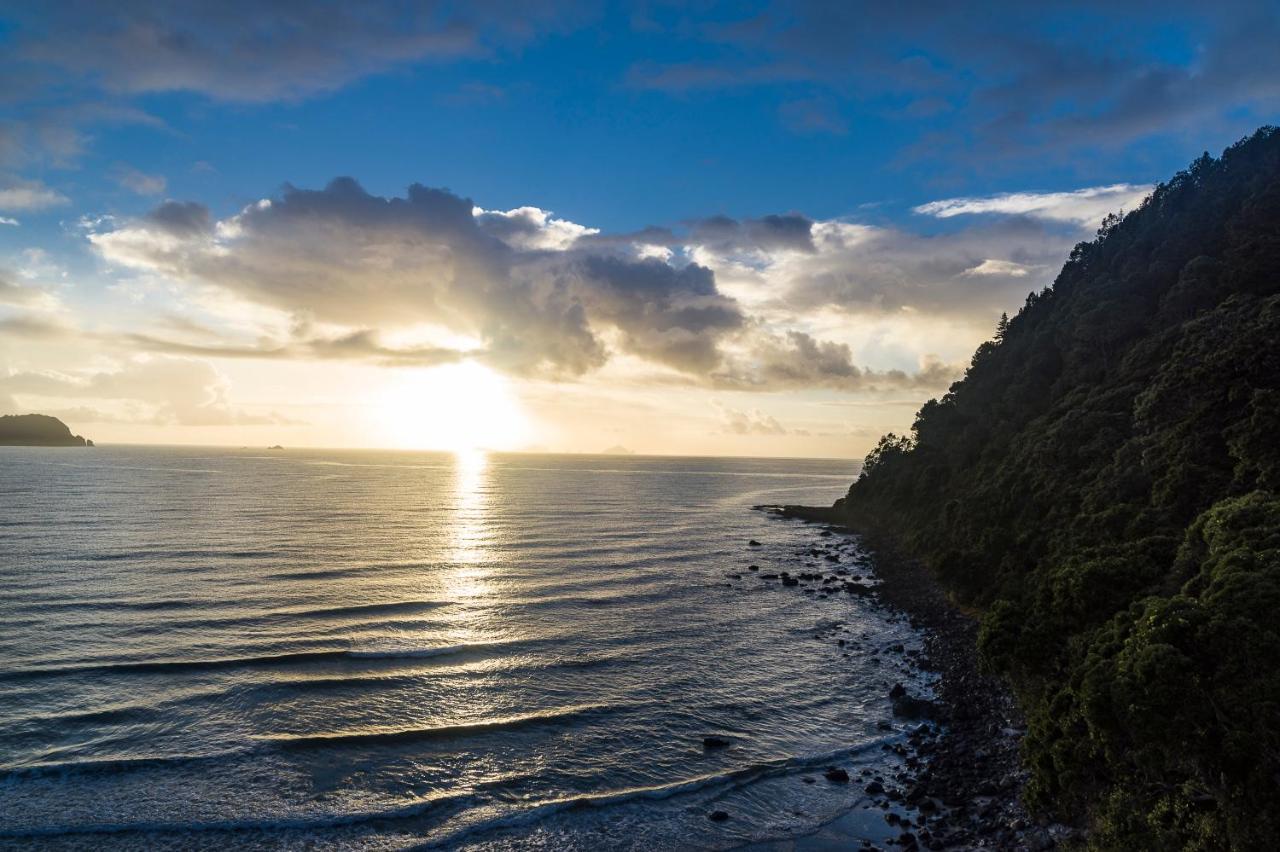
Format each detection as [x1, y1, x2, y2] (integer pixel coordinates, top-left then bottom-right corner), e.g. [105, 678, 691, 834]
[714, 330, 961, 392]
[700, 216, 1076, 320]
[960, 259, 1036, 277]
[0, 269, 58, 309]
[626, 3, 1280, 158]
[714, 401, 789, 436]
[0, 177, 68, 211]
[0, 217, 17, 226]
[778, 97, 848, 136]
[111, 163, 166, 195]
[85, 172, 1134, 389]
[0, 356, 291, 426]
[476, 205, 599, 250]
[913, 184, 1153, 227]
[7, 2, 588, 103]
[688, 214, 817, 255]
[91, 178, 744, 378]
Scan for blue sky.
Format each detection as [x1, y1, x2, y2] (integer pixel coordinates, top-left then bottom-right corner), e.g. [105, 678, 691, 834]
[1, 2, 1277, 454]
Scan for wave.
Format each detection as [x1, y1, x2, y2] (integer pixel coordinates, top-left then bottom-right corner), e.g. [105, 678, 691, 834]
[1, 732, 899, 843]
[0, 749, 252, 782]
[344, 642, 495, 660]
[284, 599, 451, 620]
[258, 703, 610, 750]
[0, 641, 497, 681]
[408, 735, 900, 849]
[0, 790, 474, 840]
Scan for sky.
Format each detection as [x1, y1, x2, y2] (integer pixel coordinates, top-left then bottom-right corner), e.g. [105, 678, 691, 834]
[1, 1, 1277, 457]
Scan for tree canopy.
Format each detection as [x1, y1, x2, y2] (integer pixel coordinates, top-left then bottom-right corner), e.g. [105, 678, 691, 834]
[841, 127, 1280, 849]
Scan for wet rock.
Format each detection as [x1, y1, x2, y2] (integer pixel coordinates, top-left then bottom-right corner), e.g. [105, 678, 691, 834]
[708, 810, 730, 822]
[748, 565, 759, 570]
[782, 576, 800, 587]
[892, 693, 940, 721]
[703, 736, 731, 750]
[748, 539, 762, 547]
[865, 780, 885, 794]
[824, 767, 850, 783]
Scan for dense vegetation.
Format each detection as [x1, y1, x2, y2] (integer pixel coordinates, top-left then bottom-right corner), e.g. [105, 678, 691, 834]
[0, 414, 90, 446]
[841, 128, 1280, 849]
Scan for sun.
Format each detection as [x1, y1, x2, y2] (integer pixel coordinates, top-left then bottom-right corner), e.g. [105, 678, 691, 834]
[377, 361, 531, 452]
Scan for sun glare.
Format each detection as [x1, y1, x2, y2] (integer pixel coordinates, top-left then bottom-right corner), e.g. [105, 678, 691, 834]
[378, 361, 531, 452]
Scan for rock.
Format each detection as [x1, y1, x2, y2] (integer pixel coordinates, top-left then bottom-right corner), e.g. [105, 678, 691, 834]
[889, 683, 907, 699]
[865, 780, 885, 794]
[748, 565, 759, 570]
[892, 694, 940, 720]
[748, 539, 762, 547]
[824, 767, 850, 783]
[708, 810, 730, 822]
[703, 736, 731, 749]
[782, 576, 800, 587]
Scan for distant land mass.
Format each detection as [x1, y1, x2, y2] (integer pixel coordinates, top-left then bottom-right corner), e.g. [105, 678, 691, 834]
[0, 414, 92, 447]
[601, 445, 635, 455]
[820, 127, 1280, 848]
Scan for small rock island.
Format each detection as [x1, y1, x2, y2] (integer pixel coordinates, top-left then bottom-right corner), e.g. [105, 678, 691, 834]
[0, 414, 93, 446]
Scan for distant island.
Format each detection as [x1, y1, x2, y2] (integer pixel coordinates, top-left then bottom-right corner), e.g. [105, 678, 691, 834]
[601, 445, 635, 455]
[0, 414, 93, 447]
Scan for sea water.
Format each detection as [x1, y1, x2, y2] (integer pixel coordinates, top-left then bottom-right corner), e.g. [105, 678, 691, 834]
[0, 447, 928, 850]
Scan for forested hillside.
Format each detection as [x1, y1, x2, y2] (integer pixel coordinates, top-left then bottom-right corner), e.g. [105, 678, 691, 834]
[842, 127, 1280, 849]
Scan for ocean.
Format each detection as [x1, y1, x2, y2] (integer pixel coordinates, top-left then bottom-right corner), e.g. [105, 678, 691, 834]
[0, 447, 929, 850]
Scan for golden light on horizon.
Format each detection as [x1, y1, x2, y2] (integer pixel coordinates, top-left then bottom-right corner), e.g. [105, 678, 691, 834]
[376, 361, 532, 452]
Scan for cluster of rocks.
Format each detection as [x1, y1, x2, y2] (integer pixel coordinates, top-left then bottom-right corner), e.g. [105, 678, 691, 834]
[732, 523, 1075, 850]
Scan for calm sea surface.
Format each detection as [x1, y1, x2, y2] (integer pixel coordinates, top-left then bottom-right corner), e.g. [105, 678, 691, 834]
[0, 447, 926, 850]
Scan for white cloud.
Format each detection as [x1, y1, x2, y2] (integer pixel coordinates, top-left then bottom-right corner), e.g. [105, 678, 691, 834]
[0, 216, 17, 226]
[960, 258, 1036, 277]
[713, 401, 788, 435]
[0, 178, 69, 211]
[0, 356, 292, 426]
[913, 183, 1153, 227]
[475, 206, 599, 251]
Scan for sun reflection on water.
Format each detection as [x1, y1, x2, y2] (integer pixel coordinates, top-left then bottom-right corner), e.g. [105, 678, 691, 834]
[446, 449, 494, 600]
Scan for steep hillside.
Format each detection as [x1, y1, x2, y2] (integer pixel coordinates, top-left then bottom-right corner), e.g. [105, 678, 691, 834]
[841, 128, 1280, 849]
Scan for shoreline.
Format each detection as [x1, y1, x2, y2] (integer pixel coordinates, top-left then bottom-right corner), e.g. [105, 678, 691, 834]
[756, 505, 1069, 851]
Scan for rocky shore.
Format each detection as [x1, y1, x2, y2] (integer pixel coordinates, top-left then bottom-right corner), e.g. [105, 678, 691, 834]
[754, 505, 1074, 851]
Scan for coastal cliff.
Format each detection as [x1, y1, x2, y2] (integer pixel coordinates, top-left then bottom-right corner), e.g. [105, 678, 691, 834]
[0, 414, 92, 447]
[833, 128, 1280, 848]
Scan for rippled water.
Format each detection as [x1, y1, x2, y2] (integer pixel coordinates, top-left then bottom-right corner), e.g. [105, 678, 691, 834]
[0, 447, 926, 850]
